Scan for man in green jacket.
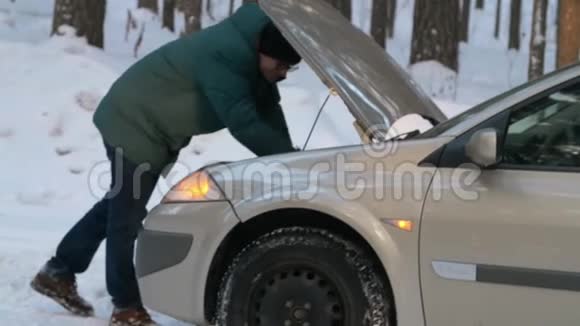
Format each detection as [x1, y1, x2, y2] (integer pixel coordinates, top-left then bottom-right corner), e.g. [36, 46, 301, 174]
[30, 3, 301, 325]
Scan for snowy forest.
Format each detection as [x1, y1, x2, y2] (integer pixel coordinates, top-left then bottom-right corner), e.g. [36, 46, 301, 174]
[47, 0, 580, 82]
[1, 1, 580, 324]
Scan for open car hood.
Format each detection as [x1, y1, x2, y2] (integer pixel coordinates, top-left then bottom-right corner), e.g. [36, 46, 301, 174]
[260, 0, 447, 140]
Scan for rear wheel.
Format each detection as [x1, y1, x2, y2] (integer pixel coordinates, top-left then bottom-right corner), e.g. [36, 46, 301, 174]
[215, 227, 394, 326]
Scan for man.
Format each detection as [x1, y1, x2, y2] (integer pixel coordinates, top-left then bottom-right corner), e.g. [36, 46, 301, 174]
[30, 3, 301, 326]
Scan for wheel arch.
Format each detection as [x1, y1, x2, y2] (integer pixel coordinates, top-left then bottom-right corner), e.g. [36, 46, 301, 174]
[203, 207, 397, 324]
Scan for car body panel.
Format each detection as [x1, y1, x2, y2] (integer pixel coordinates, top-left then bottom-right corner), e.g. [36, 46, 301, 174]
[206, 136, 452, 326]
[136, 229, 193, 278]
[420, 167, 580, 326]
[137, 201, 239, 324]
[259, 0, 447, 137]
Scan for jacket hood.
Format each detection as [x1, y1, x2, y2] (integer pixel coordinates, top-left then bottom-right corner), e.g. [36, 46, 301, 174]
[228, 3, 270, 55]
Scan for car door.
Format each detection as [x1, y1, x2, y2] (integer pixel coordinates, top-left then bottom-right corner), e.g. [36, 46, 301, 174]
[419, 79, 580, 326]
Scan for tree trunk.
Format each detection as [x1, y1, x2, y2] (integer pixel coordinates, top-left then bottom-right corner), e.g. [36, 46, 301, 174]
[371, 0, 388, 48]
[138, 0, 158, 14]
[325, 0, 352, 21]
[508, 0, 522, 50]
[76, 0, 106, 48]
[229, 0, 235, 16]
[386, 0, 397, 38]
[528, 0, 548, 80]
[52, 0, 106, 49]
[476, 0, 484, 9]
[410, 0, 460, 72]
[182, 0, 202, 35]
[163, 0, 175, 32]
[460, 0, 471, 42]
[206, 0, 215, 20]
[557, 0, 580, 68]
[494, 0, 502, 39]
[51, 0, 75, 35]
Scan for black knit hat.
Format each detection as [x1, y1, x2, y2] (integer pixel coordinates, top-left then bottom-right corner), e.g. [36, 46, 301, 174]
[258, 22, 301, 65]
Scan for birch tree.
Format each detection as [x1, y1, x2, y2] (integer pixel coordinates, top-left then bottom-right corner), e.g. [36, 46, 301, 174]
[528, 0, 548, 80]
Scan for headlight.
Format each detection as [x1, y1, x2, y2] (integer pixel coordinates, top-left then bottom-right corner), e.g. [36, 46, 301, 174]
[161, 170, 225, 203]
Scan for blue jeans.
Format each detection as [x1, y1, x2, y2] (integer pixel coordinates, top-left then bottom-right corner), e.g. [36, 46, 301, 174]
[47, 142, 160, 308]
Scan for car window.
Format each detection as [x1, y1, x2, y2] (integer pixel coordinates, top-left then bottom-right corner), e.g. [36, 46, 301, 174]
[502, 82, 580, 168]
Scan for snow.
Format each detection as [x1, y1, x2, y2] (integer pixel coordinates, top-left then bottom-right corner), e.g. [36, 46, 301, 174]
[0, 0, 562, 324]
[410, 61, 458, 101]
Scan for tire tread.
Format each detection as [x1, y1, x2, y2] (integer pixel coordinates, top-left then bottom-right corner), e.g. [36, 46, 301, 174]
[214, 227, 393, 326]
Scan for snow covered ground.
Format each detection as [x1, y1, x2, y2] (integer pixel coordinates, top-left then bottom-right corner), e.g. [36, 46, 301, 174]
[0, 0, 562, 324]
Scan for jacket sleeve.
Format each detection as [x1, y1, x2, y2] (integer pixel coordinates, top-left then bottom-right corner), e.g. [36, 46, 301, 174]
[264, 103, 293, 145]
[197, 61, 296, 156]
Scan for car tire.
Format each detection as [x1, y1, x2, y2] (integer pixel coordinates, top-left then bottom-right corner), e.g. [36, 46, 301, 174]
[215, 226, 394, 326]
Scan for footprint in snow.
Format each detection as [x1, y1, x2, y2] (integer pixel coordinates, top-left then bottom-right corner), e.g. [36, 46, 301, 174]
[55, 146, 73, 156]
[50, 125, 64, 137]
[75, 90, 101, 112]
[0, 128, 14, 138]
[94, 288, 107, 299]
[16, 190, 56, 206]
[68, 166, 85, 175]
[191, 143, 205, 155]
[49, 117, 65, 138]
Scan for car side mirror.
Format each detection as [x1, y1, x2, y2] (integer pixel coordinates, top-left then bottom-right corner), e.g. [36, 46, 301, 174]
[465, 128, 500, 168]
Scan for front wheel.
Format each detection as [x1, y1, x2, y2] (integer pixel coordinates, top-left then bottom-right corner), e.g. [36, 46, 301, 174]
[215, 227, 394, 326]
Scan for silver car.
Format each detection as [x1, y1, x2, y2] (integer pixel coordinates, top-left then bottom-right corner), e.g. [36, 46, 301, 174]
[136, 0, 580, 325]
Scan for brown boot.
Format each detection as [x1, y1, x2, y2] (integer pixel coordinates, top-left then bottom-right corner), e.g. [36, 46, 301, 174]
[30, 268, 94, 317]
[109, 306, 159, 326]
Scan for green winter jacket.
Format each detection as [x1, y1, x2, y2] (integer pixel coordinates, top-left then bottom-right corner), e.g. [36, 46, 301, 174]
[93, 3, 295, 174]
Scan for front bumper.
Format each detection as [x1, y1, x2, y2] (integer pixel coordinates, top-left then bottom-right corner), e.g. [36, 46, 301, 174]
[136, 200, 239, 325]
[136, 229, 193, 278]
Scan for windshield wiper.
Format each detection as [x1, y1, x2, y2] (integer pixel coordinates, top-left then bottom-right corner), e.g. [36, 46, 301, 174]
[387, 129, 421, 141]
[420, 114, 440, 126]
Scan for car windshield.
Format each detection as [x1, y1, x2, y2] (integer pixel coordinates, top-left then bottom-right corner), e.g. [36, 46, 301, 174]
[415, 87, 523, 139]
[413, 104, 489, 139]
